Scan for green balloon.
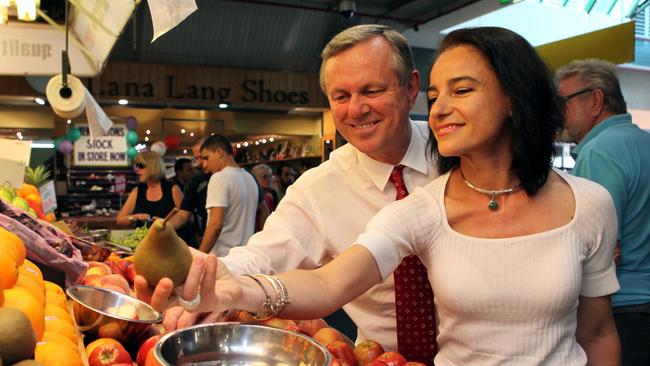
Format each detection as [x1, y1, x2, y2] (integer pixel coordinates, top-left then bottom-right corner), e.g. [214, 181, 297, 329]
[126, 130, 139, 146]
[127, 146, 137, 159]
[53, 136, 65, 149]
[67, 127, 81, 142]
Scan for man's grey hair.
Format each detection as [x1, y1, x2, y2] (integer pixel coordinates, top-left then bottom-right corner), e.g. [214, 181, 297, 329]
[319, 24, 415, 93]
[556, 59, 627, 114]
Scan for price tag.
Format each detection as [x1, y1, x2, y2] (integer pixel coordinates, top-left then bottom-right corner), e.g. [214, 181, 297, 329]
[39, 180, 57, 214]
[114, 174, 126, 193]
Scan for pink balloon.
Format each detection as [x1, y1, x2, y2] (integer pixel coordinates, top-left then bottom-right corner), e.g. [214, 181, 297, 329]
[59, 140, 73, 155]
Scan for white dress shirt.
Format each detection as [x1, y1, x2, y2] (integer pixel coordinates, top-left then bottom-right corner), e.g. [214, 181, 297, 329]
[221, 119, 438, 350]
[358, 170, 619, 365]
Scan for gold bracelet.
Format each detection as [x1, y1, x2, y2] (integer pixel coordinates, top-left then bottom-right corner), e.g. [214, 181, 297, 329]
[242, 274, 274, 321]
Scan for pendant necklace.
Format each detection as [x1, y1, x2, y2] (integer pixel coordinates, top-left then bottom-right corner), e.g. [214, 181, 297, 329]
[460, 170, 521, 211]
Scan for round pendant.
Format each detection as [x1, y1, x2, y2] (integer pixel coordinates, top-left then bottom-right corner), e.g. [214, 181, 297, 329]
[488, 200, 499, 211]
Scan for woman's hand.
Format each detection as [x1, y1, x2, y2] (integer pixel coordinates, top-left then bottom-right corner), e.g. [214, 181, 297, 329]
[129, 213, 151, 221]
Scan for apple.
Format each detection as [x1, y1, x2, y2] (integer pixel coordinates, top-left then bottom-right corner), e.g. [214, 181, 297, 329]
[297, 318, 328, 337]
[375, 352, 407, 366]
[81, 274, 102, 287]
[312, 327, 345, 346]
[136, 335, 161, 366]
[403, 362, 427, 366]
[327, 340, 357, 365]
[144, 347, 163, 366]
[97, 320, 124, 340]
[259, 317, 297, 330]
[331, 359, 355, 366]
[85, 337, 122, 357]
[354, 340, 385, 365]
[86, 261, 112, 277]
[88, 340, 133, 366]
[365, 361, 388, 366]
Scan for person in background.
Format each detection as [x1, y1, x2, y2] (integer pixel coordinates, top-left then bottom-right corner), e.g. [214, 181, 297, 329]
[251, 163, 278, 212]
[168, 138, 211, 246]
[144, 27, 621, 366]
[199, 135, 258, 256]
[116, 151, 195, 246]
[136, 24, 438, 360]
[557, 59, 650, 366]
[171, 158, 194, 192]
[274, 163, 296, 202]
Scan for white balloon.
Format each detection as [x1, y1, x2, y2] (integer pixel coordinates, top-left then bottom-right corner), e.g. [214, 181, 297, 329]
[151, 141, 167, 156]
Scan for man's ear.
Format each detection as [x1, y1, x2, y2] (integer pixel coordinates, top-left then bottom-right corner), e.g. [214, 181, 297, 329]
[591, 88, 605, 117]
[407, 69, 420, 109]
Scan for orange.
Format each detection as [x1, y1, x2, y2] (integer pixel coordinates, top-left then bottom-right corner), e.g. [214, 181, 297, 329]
[15, 272, 46, 307]
[20, 184, 40, 197]
[45, 211, 57, 222]
[44, 316, 76, 343]
[0, 288, 4, 306]
[0, 227, 26, 266]
[44, 304, 74, 325]
[35, 340, 84, 366]
[42, 330, 79, 354]
[0, 254, 18, 289]
[3, 287, 45, 340]
[21, 259, 44, 282]
[25, 193, 43, 206]
[44, 281, 65, 298]
[45, 291, 68, 310]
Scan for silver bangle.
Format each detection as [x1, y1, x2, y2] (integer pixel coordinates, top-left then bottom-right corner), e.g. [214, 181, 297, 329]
[258, 274, 290, 314]
[242, 274, 274, 320]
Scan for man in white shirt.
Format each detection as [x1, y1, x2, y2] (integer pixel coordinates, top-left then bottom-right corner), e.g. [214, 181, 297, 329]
[199, 134, 258, 256]
[139, 24, 438, 352]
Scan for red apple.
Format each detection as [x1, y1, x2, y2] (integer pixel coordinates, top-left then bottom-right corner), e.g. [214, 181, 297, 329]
[144, 347, 162, 366]
[88, 341, 133, 366]
[297, 318, 328, 337]
[137, 335, 161, 366]
[331, 359, 355, 366]
[312, 327, 345, 346]
[327, 340, 357, 365]
[403, 363, 427, 366]
[354, 340, 385, 365]
[375, 352, 407, 366]
[366, 361, 388, 366]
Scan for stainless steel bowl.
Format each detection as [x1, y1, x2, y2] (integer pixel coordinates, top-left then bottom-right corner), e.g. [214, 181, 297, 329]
[154, 323, 332, 366]
[66, 285, 163, 343]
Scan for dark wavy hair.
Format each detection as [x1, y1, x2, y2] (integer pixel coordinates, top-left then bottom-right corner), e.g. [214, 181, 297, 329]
[428, 27, 563, 195]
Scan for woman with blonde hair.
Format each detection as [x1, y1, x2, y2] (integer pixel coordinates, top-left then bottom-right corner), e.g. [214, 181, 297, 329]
[117, 151, 194, 245]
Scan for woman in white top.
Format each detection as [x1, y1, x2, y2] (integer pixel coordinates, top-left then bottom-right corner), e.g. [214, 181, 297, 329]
[149, 27, 620, 365]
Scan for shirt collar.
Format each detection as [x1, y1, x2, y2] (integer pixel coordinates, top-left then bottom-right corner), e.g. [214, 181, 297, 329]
[356, 119, 430, 191]
[571, 113, 632, 158]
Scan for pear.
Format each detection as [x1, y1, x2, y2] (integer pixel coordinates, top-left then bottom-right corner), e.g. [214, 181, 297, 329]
[134, 219, 193, 287]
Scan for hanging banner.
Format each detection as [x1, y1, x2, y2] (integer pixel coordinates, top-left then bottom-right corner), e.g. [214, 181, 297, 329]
[73, 124, 129, 167]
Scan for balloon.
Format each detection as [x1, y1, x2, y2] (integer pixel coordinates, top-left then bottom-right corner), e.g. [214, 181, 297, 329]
[151, 141, 167, 156]
[59, 140, 73, 155]
[53, 136, 65, 150]
[67, 127, 81, 142]
[127, 146, 137, 159]
[163, 135, 181, 150]
[125, 116, 138, 131]
[126, 130, 139, 146]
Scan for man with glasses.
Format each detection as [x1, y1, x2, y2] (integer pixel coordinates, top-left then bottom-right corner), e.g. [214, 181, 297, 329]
[557, 59, 650, 366]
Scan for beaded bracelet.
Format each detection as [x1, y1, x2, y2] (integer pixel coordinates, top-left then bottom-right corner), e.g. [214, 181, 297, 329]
[242, 274, 274, 320]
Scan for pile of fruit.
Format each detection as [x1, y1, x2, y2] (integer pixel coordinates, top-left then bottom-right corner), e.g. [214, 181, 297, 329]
[111, 226, 149, 249]
[0, 226, 84, 366]
[0, 182, 55, 222]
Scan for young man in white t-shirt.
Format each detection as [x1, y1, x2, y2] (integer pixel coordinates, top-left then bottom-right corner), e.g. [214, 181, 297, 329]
[199, 135, 258, 256]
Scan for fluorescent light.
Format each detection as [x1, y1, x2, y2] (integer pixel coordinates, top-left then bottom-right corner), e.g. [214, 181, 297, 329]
[180, 128, 186, 134]
[269, 137, 274, 142]
[67, 119, 72, 124]
[236, 144, 241, 148]
[32, 142, 54, 149]
[118, 99, 128, 105]
[189, 132, 194, 137]
[218, 103, 228, 109]
[34, 97, 45, 105]
[183, 149, 188, 154]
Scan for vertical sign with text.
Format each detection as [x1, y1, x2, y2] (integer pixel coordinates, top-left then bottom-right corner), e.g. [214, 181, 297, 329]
[114, 174, 126, 193]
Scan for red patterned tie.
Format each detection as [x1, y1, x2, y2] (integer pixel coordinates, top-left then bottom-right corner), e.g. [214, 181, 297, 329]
[390, 165, 437, 365]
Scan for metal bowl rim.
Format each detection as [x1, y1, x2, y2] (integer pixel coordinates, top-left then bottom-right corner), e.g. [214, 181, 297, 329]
[66, 284, 163, 324]
[153, 322, 332, 366]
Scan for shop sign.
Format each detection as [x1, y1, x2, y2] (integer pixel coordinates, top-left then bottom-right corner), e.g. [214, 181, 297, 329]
[114, 174, 126, 193]
[39, 180, 57, 214]
[73, 124, 128, 167]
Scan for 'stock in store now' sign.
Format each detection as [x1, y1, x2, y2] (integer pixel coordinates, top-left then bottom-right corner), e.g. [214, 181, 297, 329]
[73, 124, 129, 167]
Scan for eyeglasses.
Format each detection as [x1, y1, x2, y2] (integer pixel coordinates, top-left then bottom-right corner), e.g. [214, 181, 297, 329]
[561, 88, 594, 103]
[134, 163, 146, 169]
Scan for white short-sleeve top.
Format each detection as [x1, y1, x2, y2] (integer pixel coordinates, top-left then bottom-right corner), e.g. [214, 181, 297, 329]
[357, 169, 619, 366]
